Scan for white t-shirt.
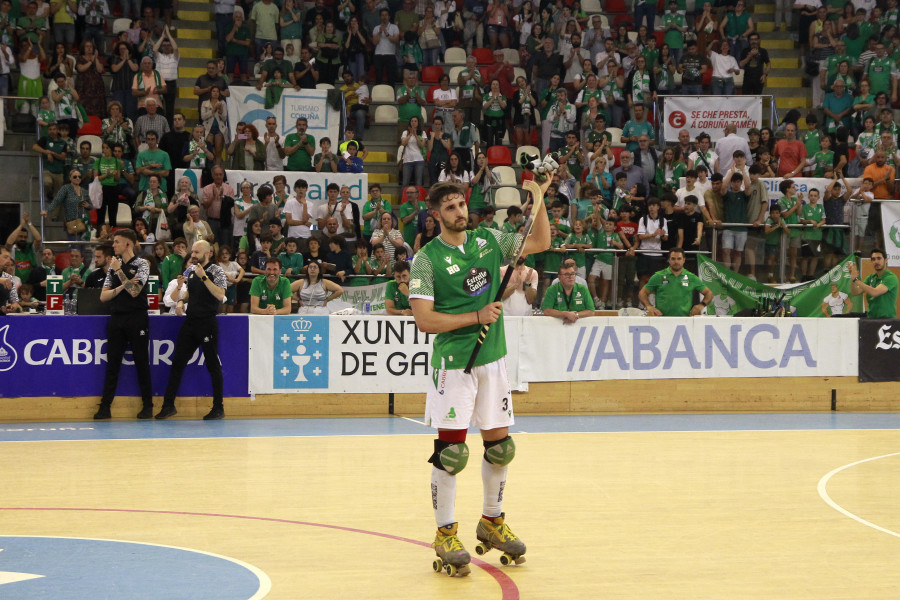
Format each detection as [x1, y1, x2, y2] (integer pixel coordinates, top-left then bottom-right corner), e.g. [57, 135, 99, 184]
[675, 185, 706, 207]
[401, 131, 426, 163]
[711, 293, 736, 316]
[824, 291, 849, 315]
[433, 87, 458, 107]
[636, 214, 668, 255]
[316, 201, 353, 235]
[232, 198, 252, 237]
[373, 22, 399, 55]
[500, 264, 539, 316]
[283, 197, 311, 239]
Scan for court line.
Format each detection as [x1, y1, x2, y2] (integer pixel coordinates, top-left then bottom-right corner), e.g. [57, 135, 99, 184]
[817, 452, 900, 539]
[0, 534, 272, 599]
[0, 507, 520, 600]
[399, 416, 426, 426]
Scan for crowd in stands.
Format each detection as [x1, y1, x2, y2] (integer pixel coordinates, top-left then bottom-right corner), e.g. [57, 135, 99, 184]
[2, 0, 898, 315]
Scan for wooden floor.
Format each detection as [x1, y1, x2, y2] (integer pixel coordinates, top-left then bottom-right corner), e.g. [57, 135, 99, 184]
[1, 417, 899, 599]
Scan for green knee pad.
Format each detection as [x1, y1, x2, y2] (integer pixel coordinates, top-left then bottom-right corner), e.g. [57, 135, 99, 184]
[484, 436, 516, 466]
[429, 440, 470, 475]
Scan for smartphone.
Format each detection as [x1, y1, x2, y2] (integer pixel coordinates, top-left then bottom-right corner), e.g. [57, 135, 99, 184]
[238, 134, 248, 140]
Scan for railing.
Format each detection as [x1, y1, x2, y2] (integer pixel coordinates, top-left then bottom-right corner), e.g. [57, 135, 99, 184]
[2, 95, 45, 240]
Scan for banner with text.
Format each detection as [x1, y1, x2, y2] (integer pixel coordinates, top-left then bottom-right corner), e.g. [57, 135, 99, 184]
[0, 317, 249, 398]
[225, 87, 341, 150]
[175, 169, 369, 213]
[340, 282, 389, 314]
[664, 96, 763, 141]
[881, 202, 900, 267]
[247, 315, 523, 394]
[858, 319, 900, 382]
[697, 255, 857, 317]
[518, 316, 858, 382]
[677, 177, 861, 208]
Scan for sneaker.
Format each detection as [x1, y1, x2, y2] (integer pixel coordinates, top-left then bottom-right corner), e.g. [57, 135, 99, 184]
[93, 404, 111, 420]
[432, 523, 471, 569]
[475, 513, 526, 559]
[136, 406, 154, 420]
[155, 405, 177, 420]
[592, 296, 601, 307]
[203, 406, 225, 420]
[747, 274, 757, 281]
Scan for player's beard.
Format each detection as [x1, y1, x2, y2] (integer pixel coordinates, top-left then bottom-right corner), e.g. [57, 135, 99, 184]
[441, 215, 468, 233]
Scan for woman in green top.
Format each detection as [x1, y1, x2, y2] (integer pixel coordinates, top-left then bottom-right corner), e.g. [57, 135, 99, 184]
[316, 21, 342, 85]
[239, 218, 264, 254]
[133, 173, 167, 233]
[225, 11, 252, 84]
[94, 142, 123, 236]
[655, 146, 687, 193]
[468, 152, 495, 220]
[482, 80, 507, 147]
[279, 0, 304, 59]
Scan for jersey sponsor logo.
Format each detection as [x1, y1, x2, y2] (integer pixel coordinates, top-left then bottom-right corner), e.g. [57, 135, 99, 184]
[476, 237, 488, 250]
[410, 279, 421, 289]
[463, 268, 491, 297]
[273, 316, 328, 388]
[445, 256, 453, 264]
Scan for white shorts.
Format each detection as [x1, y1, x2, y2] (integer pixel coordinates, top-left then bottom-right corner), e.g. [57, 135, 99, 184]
[425, 358, 514, 431]
[589, 260, 612, 279]
[722, 229, 748, 251]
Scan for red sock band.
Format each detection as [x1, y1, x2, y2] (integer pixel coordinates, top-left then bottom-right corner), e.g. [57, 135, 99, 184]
[438, 429, 467, 443]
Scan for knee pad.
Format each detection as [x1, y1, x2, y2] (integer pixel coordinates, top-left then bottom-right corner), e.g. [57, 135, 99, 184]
[483, 436, 516, 466]
[429, 439, 470, 475]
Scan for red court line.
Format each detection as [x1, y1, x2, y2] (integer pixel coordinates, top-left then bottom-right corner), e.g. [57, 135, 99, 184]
[0, 507, 520, 600]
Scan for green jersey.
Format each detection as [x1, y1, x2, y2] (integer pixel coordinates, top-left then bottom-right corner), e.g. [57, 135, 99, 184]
[396, 85, 426, 123]
[864, 270, 899, 318]
[410, 228, 522, 369]
[400, 200, 427, 246]
[801, 204, 825, 240]
[644, 267, 707, 316]
[867, 56, 893, 94]
[564, 233, 592, 267]
[384, 279, 410, 310]
[542, 237, 565, 273]
[541, 282, 595, 311]
[777, 195, 801, 238]
[362, 198, 392, 237]
[249, 275, 292, 309]
[592, 230, 620, 265]
[11, 244, 37, 281]
[764, 217, 784, 245]
[279, 251, 304, 275]
[502, 221, 519, 234]
[811, 150, 834, 177]
[801, 129, 821, 156]
[284, 133, 314, 171]
[478, 220, 501, 231]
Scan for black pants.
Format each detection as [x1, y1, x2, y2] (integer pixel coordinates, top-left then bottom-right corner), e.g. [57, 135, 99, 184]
[373, 54, 397, 85]
[101, 313, 153, 407]
[96, 185, 120, 232]
[163, 316, 223, 408]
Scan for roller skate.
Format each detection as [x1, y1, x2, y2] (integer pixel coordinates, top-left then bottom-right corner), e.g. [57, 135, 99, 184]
[474, 513, 526, 566]
[431, 522, 471, 577]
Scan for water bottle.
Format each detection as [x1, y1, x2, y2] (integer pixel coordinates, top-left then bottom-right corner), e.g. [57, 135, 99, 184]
[70, 290, 78, 315]
[364, 301, 371, 313]
[64, 296, 72, 315]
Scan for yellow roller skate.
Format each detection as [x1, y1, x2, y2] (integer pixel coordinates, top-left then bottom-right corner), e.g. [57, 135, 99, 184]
[474, 513, 526, 566]
[431, 523, 471, 577]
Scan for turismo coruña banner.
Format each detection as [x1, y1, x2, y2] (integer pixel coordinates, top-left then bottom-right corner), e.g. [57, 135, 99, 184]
[696, 255, 857, 317]
[881, 202, 900, 267]
[663, 95, 762, 141]
[225, 87, 341, 152]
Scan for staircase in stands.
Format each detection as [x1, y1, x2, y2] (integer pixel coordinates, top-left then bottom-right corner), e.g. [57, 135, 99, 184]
[752, 4, 810, 115]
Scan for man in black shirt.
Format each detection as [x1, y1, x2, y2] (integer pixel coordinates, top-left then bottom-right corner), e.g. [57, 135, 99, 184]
[675, 195, 704, 272]
[85, 244, 114, 288]
[738, 33, 769, 96]
[96, 229, 153, 420]
[159, 113, 191, 194]
[192, 61, 231, 113]
[157, 240, 228, 420]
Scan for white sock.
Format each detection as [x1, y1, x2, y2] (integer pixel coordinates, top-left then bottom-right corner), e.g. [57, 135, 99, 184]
[482, 458, 508, 518]
[431, 467, 457, 527]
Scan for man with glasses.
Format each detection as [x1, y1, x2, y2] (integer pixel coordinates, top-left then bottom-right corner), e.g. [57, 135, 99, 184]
[541, 262, 594, 323]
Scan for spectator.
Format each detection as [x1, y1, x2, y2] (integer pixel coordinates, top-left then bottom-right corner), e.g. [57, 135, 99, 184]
[678, 41, 707, 96]
[49, 71, 79, 135]
[397, 71, 427, 134]
[182, 123, 214, 177]
[107, 42, 139, 120]
[5, 213, 42, 282]
[371, 212, 404, 262]
[639, 248, 713, 316]
[200, 88, 228, 166]
[94, 142, 125, 235]
[418, 6, 442, 67]
[33, 122, 67, 201]
[612, 151, 650, 205]
[0, 247, 20, 314]
[41, 169, 91, 241]
[132, 56, 166, 117]
[136, 130, 172, 193]
[316, 21, 343, 84]
[249, 0, 279, 59]
[341, 71, 369, 138]
[739, 33, 769, 96]
[227, 123, 264, 170]
[15, 38, 43, 115]
[133, 172, 167, 232]
[372, 8, 400, 85]
[400, 115, 427, 188]
[547, 87, 576, 152]
[102, 101, 136, 158]
[462, 0, 487, 51]
[134, 98, 169, 144]
[314, 137, 339, 173]
[339, 141, 364, 173]
[291, 46, 319, 89]
[294, 261, 343, 313]
[482, 79, 508, 147]
[849, 249, 898, 318]
[281, 179, 312, 250]
[261, 116, 285, 170]
[280, 0, 304, 57]
[250, 257, 292, 315]
[655, 147, 686, 195]
[533, 37, 564, 99]
[718, 0, 753, 60]
[688, 132, 719, 174]
[457, 54, 485, 124]
[774, 122, 808, 178]
[708, 40, 740, 96]
[384, 260, 413, 315]
[542, 262, 595, 323]
[824, 79, 853, 134]
[720, 168, 752, 272]
[284, 117, 315, 172]
[183, 205, 215, 250]
[223, 9, 251, 84]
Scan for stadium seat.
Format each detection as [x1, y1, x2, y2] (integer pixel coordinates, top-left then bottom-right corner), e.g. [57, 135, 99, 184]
[375, 105, 398, 124]
[421, 65, 444, 83]
[607, 127, 624, 148]
[55, 251, 71, 271]
[513, 67, 527, 82]
[492, 166, 517, 185]
[500, 49, 519, 66]
[316, 83, 334, 90]
[627, 31, 638, 43]
[612, 14, 634, 29]
[702, 67, 712, 88]
[112, 17, 131, 34]
[610, 146, 624, 167]
[115, 203, 133, 228]
[654, 31, 664, 47]
[136, 142, 149, 154]
[78, 134, 103, 156]
[426, 84, 441, 103]
[371, 84, 396, 104]
[599, 15, 610, 30]
[444, 47, 467, 65]
[733, 69, 744, 88]
[77, 115, 102, 136]
[401, 185, 428, 205]
[494, 207, 508, 226]
[606, 0, 627, 13]
[581, 0, 603, 12]
[494, 187, 522, 209]
[472, 47, 494, 65]
[486, 145, 512, 166]
[515, 145, 540, 166]
[449, 65, 466, 83]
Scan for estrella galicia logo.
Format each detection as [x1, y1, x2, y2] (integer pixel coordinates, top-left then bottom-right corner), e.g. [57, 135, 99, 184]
[0, 536, 270, 599]
[0, 324, 18, 372]
[463, 267, 491, 297]
[273, 315, 328, 389]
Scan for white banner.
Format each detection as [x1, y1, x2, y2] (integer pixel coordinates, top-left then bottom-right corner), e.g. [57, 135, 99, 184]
[247, 315, 524, 394]
[518, 316, 858, 381]
[225, 87, 341, 152]
[175, 169, 368, 215]
[882, 202, 900, 267]
[664, 96, 763, 141]
[677, 177, 862, 206]
[340, 282, 389, 315]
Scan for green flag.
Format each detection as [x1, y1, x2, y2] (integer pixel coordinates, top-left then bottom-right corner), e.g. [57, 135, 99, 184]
[696, 255, 858, 317]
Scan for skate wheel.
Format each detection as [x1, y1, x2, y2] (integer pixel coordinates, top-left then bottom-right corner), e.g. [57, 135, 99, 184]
[500, 553, 512, 566]
[514, 556, 526, 565]
[446, 564, 457, 576]
[432, 558, 443, 573]
[475, 543, 489, 556]
[457, 564, 471, 577]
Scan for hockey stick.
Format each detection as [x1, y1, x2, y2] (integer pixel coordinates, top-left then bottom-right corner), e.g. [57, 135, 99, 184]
[463, 177, 551, 374]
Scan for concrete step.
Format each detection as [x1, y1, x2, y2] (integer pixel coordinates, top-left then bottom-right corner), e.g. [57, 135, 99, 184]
[176, 28, 213, 39]
[757, 21, 775, 33]
[178, 9, 211, 21]
[754, 4, 775, 14]
[771, 57, 799, 69]
[765, 39, 796, 50]
[767, 76, 803, 87]
[179, 47, 216, 59]
[178, 0, 212, 10]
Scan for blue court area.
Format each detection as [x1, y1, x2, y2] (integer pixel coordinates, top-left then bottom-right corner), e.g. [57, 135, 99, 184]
[2, 413, 900, 443]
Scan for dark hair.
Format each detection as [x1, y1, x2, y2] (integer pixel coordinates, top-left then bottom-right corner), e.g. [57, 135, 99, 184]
[258, 184, 274, 201]
[871, 247, 887, 259]
[260, 233, 274, 243]
[94, 243, 114, 258]
[145, 130, 158, 139]
[684, 195, 698, 205]
[327, 183, 340, 192]
[709, 173, 724, 182]
[265, 256, 282, 267]
[685, 169, 698, 178]
[113, 228, 137, 244]
[268, 217, 282, 227]
[393, 260, 410, 274]
[668, 247, 685, 257]
[294, 178, 308, 189]
[426, 181, 467, 211]
[779, 179, 794, 195]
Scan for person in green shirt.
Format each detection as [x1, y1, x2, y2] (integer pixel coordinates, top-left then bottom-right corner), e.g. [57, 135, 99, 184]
[589, 218, 623, 308]
[61, 247, 90, 293]
[639, 248, 713, 316]
[477, 206, 501, 231]
[542, 224, 566, 284]
[867, 41, 892, 96]
[809, 133, 835, 178]
[159, 237, 187, 289]
[384, 260, 412, 315]
[283, 117, 315, 172]
[134, 131, 172, 192]
[849, 249, 899, 318]
[800, 187, 826, 280]
[563, 219, 592, 278]
[778, 179, 804, 282]
[5, 211, 41, 282]
[396, 71, 427, 131]
[362, 184, 392, 238]
[249, 257, 293, 314]
[279, 237, 305, 276]
[400, 187, 428, 247]
[541, 262, 595, 322]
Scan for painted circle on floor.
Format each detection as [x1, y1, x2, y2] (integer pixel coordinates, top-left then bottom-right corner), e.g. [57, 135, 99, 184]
[0, 536, 270, 599]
